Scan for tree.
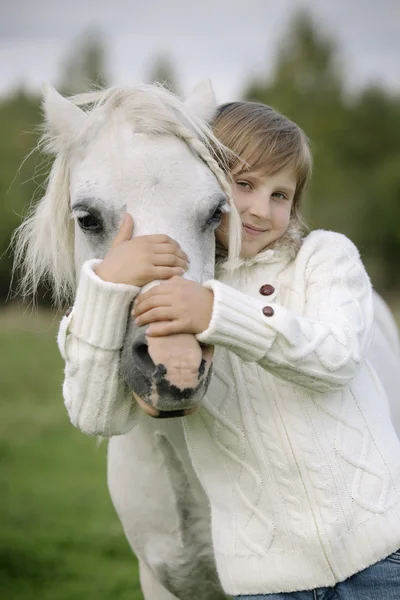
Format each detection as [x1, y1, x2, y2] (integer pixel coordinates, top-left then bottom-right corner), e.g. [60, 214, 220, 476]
[1, 32, 110, 302]
[147, 55, 180, 95]
[246, 10, 346, 148]
[58, 30, 109, 95]
[245, 12, 347, 223]
[0, 90, 44, 300]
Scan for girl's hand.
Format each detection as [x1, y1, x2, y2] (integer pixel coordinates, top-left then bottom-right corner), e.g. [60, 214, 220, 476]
[132, 277, 214, 336]
[95, 214, 189, 287]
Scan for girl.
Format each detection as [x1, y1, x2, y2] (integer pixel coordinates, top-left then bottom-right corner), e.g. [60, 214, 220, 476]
[59, 101, 400, 598]
[132, 102, 400, 598]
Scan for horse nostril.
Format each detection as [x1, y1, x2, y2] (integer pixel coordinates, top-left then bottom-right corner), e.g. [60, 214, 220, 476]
[132, 340, 155, 372]
[136, 343, 148, 357]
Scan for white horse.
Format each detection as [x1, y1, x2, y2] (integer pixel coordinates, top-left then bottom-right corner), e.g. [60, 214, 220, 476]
[14, 81, 400, 600]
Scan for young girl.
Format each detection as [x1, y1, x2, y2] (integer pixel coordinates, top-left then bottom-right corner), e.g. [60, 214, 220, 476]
[132, 102, 400, 598]
[59, 101, 400, 598]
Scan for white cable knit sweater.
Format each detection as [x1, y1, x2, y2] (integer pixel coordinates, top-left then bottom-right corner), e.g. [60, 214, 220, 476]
[58, 229, 400, 595]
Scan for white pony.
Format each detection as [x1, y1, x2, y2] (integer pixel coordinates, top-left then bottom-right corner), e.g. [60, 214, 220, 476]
[14, 81, 400, 600]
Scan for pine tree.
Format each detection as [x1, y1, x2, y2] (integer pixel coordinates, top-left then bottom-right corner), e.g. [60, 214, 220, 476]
[58, 30, 109, 95]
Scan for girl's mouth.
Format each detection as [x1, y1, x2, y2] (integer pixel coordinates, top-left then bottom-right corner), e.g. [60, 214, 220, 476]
[243, 223, 267, 237]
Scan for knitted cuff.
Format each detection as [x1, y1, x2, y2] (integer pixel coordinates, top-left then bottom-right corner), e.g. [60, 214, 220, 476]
[69, 259, 140, 350]
[196, 280, 300, 360]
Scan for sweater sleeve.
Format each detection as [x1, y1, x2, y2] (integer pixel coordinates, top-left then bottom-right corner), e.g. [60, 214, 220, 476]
[196, 232, 374, 393]
[57, 259, 141, 436]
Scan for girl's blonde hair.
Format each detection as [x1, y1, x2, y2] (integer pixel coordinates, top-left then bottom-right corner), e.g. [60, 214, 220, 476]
[212, 101, 312, 227]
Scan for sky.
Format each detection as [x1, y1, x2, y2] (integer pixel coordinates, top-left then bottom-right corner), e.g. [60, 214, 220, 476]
[0, 0, 399, 103]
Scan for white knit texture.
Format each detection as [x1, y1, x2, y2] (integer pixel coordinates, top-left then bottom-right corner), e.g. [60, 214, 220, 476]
[57, 259, 139, 436]
[185, 230, 400, 594]
[58, 230, 400, 592]
[69, 259, 140, 350]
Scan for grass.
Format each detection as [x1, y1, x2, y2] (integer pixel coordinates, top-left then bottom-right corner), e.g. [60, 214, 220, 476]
[1, 297, 399, 600]
[0, 307, 143, 600]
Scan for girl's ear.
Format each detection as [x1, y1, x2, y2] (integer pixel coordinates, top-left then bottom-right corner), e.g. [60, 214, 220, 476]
[184, 79, 217, 123]
[42, 82, 87, 149]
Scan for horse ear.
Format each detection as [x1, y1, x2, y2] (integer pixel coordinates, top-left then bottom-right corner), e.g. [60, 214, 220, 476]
[184, 79, 217, 123]
[42, 83, 87, 147]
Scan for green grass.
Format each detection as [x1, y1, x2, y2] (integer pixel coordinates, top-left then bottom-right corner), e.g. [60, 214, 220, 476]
[1, 298, 399, 600]
[0, 307, 143, 600]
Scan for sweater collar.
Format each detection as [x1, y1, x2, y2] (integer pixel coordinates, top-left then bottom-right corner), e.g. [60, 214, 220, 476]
[218, 219, 304, 272]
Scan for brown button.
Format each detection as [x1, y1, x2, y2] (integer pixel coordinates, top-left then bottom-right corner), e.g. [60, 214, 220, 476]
[65, 307, 73, 317]
[262, 306, 274, 317]
[259, 284, 275, 296]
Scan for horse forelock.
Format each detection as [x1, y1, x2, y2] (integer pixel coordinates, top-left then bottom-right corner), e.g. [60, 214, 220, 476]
[62, 85, 236, 208]
[67, 85, 223, 157]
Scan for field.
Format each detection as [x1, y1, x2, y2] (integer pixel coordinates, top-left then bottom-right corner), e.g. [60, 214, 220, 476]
[0, 307, 143, 600]
[1, 299, 399, 600]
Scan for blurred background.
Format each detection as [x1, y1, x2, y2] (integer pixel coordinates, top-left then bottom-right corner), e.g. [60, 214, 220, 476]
[1, 1, 399, 598]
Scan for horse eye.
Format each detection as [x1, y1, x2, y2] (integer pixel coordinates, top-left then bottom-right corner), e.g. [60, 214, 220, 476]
[77, 213, 103, 232]
[206, 204, 227, 229]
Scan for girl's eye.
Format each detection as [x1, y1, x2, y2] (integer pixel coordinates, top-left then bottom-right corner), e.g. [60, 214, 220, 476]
[76, 213, 103, 232]
[236, 180, 252, 190]
[272, 192, 288, 200]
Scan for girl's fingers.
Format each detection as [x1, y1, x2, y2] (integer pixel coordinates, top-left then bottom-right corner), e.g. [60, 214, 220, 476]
[153, 266, 185, 280]
[135, 282, 172, 307]
[146, 321, 182, 337]
[132, 295, 171, 317]
[112, 213, 134, 247]
[136, 307, 174, 326]
[135, 275, 183, 307]
[145, 234, 176, 245]
[153, 244, 190, 263]
[153, 254, 188, 269]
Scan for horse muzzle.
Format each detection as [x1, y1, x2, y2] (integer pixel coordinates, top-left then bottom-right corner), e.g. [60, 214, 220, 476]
[120, 325, 214, 417]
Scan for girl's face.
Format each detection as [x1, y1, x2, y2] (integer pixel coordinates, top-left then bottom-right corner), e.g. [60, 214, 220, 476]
[216, 167, 296, 258]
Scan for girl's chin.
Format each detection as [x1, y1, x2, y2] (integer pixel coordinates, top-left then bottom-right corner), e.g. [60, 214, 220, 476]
[240, 251, 259, 259]
[240, 238, 270, 258]
[239, 245, 262, 258]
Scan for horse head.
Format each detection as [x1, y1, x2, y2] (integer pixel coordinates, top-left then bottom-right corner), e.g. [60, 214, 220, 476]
[15, 82, 241, 416]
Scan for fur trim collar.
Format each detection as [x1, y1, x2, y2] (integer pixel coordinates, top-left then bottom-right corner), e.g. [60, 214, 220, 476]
[217, 219, 304, 272]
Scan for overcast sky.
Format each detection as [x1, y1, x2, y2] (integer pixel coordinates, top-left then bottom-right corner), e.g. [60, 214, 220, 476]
[0, 0, 399, 103]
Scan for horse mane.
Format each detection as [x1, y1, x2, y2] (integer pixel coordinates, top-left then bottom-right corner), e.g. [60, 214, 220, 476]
[12, 84, 241, 307]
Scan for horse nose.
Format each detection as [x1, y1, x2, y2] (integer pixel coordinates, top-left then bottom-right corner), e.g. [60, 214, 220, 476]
[124, 328, 215, 415]
[131, 331, 155, 374]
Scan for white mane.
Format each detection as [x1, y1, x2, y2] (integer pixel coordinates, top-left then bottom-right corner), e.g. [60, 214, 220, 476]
[13, 84, 241, 306]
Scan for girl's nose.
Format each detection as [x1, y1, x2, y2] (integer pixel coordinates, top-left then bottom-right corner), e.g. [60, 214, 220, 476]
[249, 194, 271, 221]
